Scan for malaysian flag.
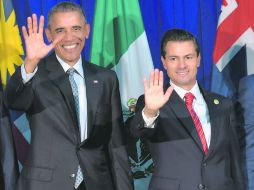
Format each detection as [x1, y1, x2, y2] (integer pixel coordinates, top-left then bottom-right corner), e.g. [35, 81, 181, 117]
[212, 0, 254, 189]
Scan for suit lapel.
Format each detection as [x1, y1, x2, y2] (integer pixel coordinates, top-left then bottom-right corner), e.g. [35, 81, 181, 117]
[46, 54, 80, 137]
[201, 89, 220, 158]
[166, 85, 204, 154]
[82, 60, 102, 143]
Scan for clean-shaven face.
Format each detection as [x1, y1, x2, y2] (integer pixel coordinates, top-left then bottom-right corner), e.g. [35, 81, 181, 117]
[161, 40, 200, 91]
[46, 11, 90, 66]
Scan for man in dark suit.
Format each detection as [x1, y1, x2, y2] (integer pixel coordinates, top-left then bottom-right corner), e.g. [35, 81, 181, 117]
[0, 91, 18, 190]
[237, 74, 254, 189]
[4, 2, 132, 190]
[126, 29, 244, 190]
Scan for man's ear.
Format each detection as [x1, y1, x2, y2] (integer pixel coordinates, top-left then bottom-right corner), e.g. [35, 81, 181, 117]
[45, 28, 52, 42]
[197, 54, 201, 67]
[84, 24, 90, 39]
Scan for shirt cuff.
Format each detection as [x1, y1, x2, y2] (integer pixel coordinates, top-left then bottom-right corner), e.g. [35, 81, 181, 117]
[142, 108, 159, 128]
[21, 64, 38, 83]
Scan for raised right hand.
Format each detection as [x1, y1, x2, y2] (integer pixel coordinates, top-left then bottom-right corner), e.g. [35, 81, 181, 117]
[143, 69, 174, 117]
[21, 14, 61, 73]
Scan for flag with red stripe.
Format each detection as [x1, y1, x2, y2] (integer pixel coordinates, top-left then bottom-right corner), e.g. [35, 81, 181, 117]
[212, 1, 254, 189]
[212, 0, 254, 98]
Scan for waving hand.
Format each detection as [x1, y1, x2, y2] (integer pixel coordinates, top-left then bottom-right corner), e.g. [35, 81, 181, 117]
[22, 14, 63, 73]
[143, 69, 174, 117]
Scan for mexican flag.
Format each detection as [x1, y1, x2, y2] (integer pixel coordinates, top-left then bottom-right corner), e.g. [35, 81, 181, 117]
[90, 0, 154, 189]
[90, 0, 153, 118]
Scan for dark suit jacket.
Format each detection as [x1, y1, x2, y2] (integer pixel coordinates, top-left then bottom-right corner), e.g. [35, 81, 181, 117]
[0, 92, 18, 190]
[4, 53, 133, 190]
[126, 84, 244, 190]
[237, 74, 254, 189]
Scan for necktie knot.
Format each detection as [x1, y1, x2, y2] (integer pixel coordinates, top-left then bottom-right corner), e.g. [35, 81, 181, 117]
[67, 68, 76, 76]
[184, 92, 195, 107]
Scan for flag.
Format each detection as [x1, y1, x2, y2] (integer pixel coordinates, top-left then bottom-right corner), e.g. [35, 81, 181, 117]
[90, 0, 154, 189]
[212, 0, 254, 189]
[212, 0, 254, 98]
[0, 0, 30, 172]
[0, 0, 23, 87]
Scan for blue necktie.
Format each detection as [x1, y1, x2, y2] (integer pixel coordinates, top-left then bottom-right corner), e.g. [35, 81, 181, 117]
[67, 68, 84, 189]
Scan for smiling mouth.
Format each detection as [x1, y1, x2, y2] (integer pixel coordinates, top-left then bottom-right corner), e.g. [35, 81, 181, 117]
[62, 44, 78, 50]
[176, 71, 188, 76]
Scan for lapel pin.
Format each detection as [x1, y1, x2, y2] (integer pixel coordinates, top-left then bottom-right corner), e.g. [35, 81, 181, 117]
[93, 80, 99, 83]
[214, 99, 219, 105]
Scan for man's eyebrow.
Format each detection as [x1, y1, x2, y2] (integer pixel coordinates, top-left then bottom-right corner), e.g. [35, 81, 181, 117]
[185, 53, 195, 56]
[72, 25, 82, 29]
[54, 27, 64, 32]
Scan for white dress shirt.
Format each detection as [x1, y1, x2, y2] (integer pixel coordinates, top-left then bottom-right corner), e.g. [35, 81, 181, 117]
[143, 81, 211, 147]
[21, 55, 88, 142]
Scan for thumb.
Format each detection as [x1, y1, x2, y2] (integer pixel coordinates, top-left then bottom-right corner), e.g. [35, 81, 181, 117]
[50, 33, 64, 48]
[46, 34, 64, 53]
[164, 86, 174, 100]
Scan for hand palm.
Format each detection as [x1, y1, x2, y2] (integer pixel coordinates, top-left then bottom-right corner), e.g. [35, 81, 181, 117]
[22, 14, 57, 66]
[144, 70, 173, 112]
[25, 32, 52, 61]
[145, 84, 168, 111]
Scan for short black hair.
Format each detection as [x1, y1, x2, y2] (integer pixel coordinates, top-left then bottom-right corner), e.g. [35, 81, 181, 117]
[47, 2, 86, 28]
[160, 29, 200, 58]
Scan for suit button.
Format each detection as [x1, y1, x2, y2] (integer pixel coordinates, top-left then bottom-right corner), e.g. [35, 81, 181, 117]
[70, 173, 75, 178]
[198, 184, 205, 190]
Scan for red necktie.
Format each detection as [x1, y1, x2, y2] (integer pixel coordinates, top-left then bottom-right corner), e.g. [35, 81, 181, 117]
[184, 92, 208, 155]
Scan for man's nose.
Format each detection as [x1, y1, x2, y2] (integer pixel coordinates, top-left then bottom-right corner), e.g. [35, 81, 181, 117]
[178, 58, 186, 68]
[64, 30, 73, 40]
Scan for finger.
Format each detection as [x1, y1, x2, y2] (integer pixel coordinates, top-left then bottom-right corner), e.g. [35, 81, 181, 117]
[22, 26, 28, 40]
[51, 33, 64, 47]
[154, 69, 160, 86]
[45, 43, 55, 54]
[164, 86, 174, 101]
[38, 15, 44, 34]
[46, 33, 64, 52]
[149, 70, 155, 87]
[32, 14, 38, 33]
[158, 71, 164, 87]
[27, 16, 33, 35]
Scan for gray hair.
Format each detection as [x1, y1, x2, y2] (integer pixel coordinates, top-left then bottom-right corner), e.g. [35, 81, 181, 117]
[47, 2, 86, 28]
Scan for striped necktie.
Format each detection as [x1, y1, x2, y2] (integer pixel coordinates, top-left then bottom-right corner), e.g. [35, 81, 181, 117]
[184, 92, 208, 155]
[67, 68, 84, 188]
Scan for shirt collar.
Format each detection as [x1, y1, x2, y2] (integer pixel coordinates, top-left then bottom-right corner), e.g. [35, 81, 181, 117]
[170, 81, 203, 104]
[56, 54, 84, 78]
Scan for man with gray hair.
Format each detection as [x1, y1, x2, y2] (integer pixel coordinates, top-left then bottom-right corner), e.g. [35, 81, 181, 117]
[4, 2, 133, 190]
